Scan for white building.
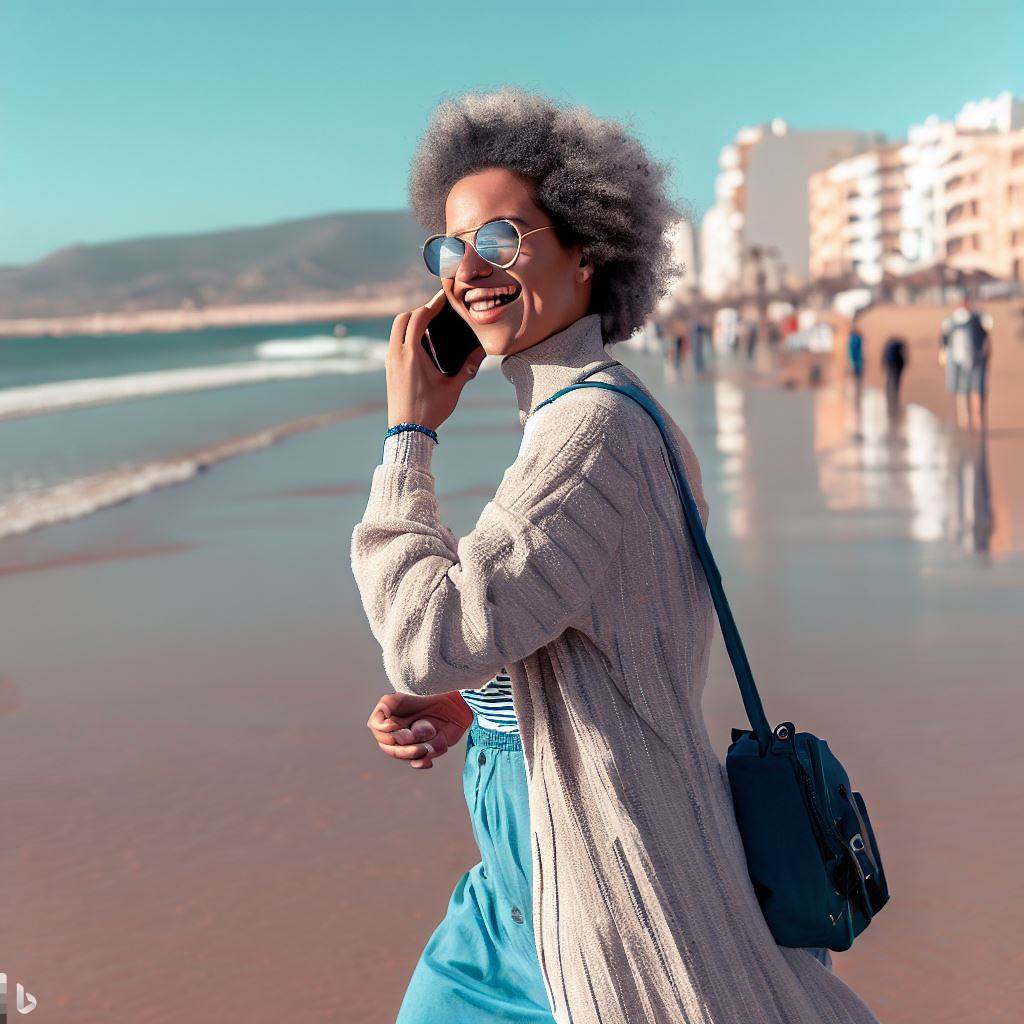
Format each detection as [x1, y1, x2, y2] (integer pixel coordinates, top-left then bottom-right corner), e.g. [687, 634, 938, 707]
[899, 117, 958, 268]
[700, 120, 882, 299]
[698, 203, 740, 301]
[656, 218, 698, 315]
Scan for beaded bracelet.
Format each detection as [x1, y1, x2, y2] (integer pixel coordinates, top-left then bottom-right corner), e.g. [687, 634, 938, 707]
[385, 422, 438, 443]
[381, 422, 439, 459]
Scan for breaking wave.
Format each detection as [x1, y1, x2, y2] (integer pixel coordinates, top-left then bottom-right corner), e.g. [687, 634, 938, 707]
[0, 403, 381, 541]
[0, 337, 387, 421]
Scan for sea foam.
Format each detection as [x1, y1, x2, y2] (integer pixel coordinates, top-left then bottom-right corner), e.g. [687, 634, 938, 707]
[255, 334, 358, 359]
[0, 404, 381, 541]
[0, 342, 386, 421]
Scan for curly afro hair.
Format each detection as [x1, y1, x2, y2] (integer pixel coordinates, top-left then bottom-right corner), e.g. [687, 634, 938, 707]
[407, 86, 688, 343]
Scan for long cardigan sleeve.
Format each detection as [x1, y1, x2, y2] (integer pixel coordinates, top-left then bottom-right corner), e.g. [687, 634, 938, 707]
[350, 393, 641, 696]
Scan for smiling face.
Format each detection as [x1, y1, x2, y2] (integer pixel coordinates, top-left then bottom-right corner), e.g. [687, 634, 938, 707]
[441, 167, 594, 358]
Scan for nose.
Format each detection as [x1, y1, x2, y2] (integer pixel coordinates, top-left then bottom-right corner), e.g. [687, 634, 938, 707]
[454, 241, 494, 283]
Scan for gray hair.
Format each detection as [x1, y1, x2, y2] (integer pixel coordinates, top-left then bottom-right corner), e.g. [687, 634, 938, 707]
[408, 86, 687, 343]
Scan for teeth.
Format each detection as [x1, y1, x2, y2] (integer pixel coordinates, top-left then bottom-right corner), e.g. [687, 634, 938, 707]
[469, 289, 517, 312]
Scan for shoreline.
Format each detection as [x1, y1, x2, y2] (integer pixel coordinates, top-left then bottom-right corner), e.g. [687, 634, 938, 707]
[0, 292, 431, 339]
[0, 400, 385, 543]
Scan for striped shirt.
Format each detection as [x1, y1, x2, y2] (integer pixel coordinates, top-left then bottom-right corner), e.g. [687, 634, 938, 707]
[458, 668, 518, 733]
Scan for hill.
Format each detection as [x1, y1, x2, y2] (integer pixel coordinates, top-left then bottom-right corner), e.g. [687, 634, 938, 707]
[0, 210, 432, 318]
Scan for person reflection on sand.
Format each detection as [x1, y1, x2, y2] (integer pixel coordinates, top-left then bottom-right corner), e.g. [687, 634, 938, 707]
[950, 433, 994, 554]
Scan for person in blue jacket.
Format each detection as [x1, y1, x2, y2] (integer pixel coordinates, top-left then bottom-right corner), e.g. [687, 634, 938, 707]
[847, 317, 865, 402]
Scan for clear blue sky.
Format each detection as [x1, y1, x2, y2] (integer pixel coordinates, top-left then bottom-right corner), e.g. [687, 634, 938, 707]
[2, 0, 1021, 266]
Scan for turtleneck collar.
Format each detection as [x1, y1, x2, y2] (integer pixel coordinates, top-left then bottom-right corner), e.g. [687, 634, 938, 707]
[499, 313, 620, 427]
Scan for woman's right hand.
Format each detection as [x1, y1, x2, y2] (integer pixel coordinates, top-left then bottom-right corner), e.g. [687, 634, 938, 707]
[367, 691, 474, 769]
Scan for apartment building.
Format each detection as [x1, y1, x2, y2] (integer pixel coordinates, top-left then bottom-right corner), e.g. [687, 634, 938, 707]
[700, 120, 881, 299]
[809, 144, 904, 283]
[699, 123, 767, 300]
[940, 126, 1024, 281]
[900, 116, 958, 269]
[808, 92, 1024, 285]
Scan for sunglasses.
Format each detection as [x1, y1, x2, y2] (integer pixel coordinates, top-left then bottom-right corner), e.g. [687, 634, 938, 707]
[421, 217, 554, 278]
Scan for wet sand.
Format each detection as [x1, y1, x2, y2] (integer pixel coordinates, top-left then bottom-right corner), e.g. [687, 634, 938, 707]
[0, 541, 196, 578]
[1, 343, 1022, 1022]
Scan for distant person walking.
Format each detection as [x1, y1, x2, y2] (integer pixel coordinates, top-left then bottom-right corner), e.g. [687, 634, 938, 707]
[690, 317, 709, 373]
[881, 336, 908, 412]
[668, 326, 689, 369]
[941, 297, 993, 431]
[653, 317, 664, 350]
[847, 319, 865, 402]
[938, 320, 958, 395]
[744, 318, 758, 359]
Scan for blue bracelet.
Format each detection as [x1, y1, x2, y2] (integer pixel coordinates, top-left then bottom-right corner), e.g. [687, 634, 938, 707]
[382, 422, 439, 458]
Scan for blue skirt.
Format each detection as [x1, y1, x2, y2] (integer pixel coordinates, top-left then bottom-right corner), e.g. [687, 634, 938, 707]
[396, 721, 833, 1022]
[396, 721, 556, 1022]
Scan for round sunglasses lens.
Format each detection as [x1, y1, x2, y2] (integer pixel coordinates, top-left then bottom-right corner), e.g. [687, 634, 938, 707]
[424, 235, 465, 277]
[474, 220, 520, 265]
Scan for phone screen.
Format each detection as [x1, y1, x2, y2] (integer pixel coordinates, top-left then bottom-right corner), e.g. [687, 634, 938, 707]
[421, 298, 485, 376]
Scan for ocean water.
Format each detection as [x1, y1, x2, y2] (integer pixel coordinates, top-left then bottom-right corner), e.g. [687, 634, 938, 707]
[0, 319, 401, 539]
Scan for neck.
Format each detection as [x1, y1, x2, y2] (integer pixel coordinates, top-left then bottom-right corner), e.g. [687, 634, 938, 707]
[499, 313, 619, 426]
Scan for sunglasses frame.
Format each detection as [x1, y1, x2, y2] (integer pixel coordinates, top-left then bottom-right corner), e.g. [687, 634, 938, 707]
[421, 217, 554, 278]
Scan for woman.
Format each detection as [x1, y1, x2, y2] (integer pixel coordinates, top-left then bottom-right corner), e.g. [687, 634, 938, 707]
[352, 87, 882, 1024]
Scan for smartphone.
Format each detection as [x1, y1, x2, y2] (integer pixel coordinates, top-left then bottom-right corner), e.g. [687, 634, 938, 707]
[421, 297, 485, 376]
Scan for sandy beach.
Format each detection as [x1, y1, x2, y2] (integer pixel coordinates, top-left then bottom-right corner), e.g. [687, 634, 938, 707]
[1, 331, 1022, 1022]
[0, 293, 430, 339]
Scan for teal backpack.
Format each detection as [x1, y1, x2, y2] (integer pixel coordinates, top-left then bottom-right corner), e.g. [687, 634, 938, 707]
[534, 375, 890, 951]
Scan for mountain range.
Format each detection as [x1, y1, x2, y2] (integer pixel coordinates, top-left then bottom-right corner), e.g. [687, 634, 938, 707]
[0, 210, 433, 318]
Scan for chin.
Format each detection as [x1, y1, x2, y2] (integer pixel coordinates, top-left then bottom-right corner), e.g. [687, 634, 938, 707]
[488, 336, 522, 358]
[474, 323, 522, 358]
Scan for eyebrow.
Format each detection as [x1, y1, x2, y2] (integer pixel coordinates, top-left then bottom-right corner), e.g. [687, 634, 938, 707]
[447, 214, 529, 236]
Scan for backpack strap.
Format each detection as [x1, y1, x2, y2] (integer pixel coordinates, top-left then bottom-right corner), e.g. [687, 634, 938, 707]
[532, 377, 774, 756]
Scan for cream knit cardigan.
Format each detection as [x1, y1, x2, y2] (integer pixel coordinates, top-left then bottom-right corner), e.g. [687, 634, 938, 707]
[351, 313, 882, 1024]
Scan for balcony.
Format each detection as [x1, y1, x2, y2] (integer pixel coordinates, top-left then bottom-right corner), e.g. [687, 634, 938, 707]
[945, 217, 986, 242]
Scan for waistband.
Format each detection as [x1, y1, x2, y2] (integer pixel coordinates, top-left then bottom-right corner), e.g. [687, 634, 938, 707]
[468, 720, 523, 752]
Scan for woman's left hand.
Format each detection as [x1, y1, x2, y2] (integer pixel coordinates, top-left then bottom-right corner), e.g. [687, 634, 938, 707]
[386, 288, 487, 431]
